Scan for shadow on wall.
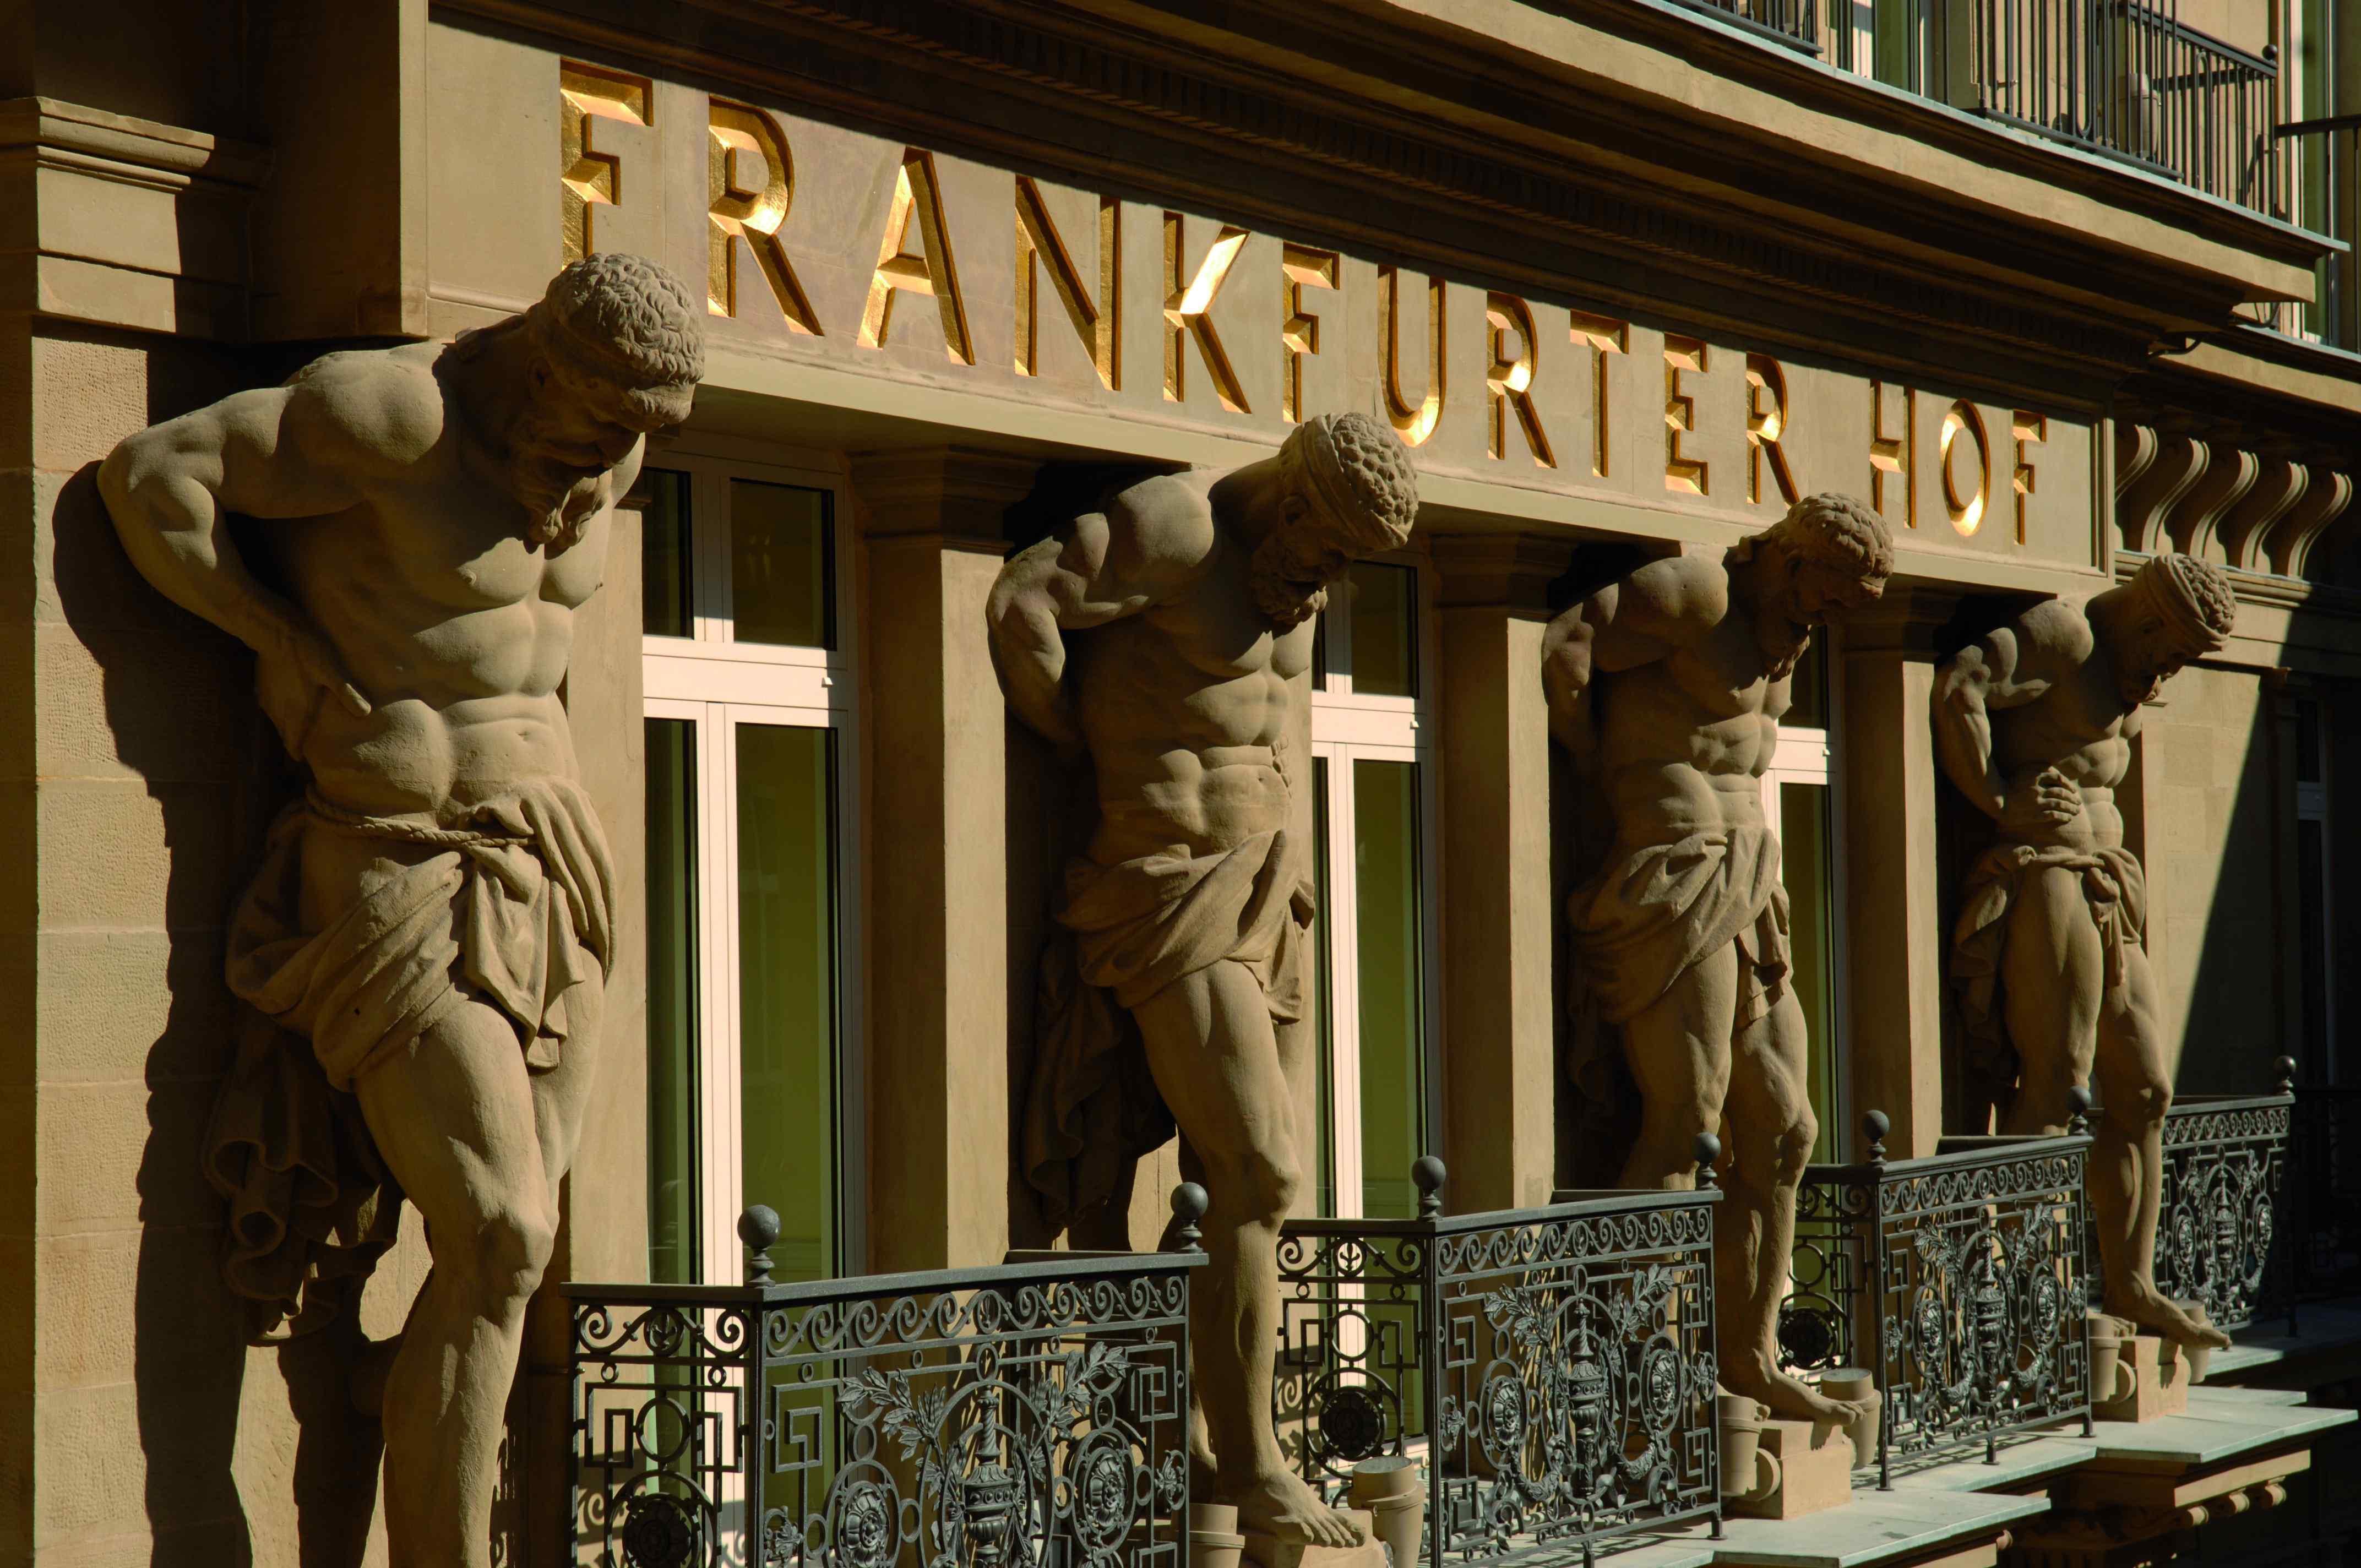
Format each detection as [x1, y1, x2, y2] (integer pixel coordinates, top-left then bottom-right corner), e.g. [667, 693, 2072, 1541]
[50, 344, 387, 1565]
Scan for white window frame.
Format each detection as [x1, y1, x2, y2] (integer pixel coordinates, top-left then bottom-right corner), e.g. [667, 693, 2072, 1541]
[638, 438, 864, 1286]
[1308, 555, 1444, 1221]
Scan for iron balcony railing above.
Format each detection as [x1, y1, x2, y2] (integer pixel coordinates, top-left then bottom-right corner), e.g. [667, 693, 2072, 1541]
[1781, 1108, 2095, 1488]
[2144, 1061, 2297, 1336]
[1272, 1148, 1725, 1567]
[569, 1193, 1207, 1568]
[1675, 0, 2286, 219]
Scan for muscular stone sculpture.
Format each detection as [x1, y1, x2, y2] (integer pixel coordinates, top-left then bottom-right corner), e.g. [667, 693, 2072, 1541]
[1542, 496, 1892, 1426]
[99, 254, 704, 1566]
[1935, 552, 2237, 1353]
[991, 412, 1418, 1546]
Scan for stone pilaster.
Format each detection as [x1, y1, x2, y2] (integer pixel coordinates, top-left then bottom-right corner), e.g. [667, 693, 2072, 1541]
[850, 447, 1038, 1271]
[1430, 533, 1573, 1212]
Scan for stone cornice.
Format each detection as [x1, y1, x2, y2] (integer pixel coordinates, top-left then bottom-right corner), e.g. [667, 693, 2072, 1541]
[434, 0, 2326, 410]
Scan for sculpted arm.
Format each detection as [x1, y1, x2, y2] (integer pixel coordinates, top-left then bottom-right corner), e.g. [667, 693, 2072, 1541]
[986, 478, 1214, 755]
[1933, 608, 2078, 825]
[96, 361, 433, 716]
[1541, 556, 1726, 753]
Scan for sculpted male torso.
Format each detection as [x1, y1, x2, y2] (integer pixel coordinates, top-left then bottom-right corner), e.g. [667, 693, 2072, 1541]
[1935, 557, 2238, 1351]
[100, 255, 704, 1568]
[993, 412, 1418, 1548]
[1543, 497, 1891, 1428]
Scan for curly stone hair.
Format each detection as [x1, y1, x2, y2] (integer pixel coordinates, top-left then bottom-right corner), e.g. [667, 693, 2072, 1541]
[2136, 551, 2237, 648]
[1280, 411, 1421, 553]
[532, 253, 705, 424]
[1756, 491, 1896, 581]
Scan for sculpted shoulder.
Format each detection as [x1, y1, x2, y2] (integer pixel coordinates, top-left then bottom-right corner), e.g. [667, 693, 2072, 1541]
[1619, 553, 1731, 638]
[1101, 470, 1221, 584]
[281, 344, 449, 482]
[2009, 596, 2098, 665]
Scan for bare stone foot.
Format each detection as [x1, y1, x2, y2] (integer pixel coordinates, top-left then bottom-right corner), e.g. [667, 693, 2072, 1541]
[2107, 1287, 2232, 1351]
[1232, 1471, 1366, 1548]
[1724, 1359, 1874, 1428]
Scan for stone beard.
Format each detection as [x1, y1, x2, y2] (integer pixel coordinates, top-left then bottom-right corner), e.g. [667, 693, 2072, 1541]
[98, 252, 703, 1568]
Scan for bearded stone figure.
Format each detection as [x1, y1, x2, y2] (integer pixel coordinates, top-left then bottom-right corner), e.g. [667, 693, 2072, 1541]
[1543, 495, 1893, 1427]
[1935, 551, 2238, 1353]
[99, 254, 704, 1566]
[992, 412, 1419, 1547]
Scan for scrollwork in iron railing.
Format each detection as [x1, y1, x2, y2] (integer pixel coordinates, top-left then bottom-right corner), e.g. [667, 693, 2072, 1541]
[1791, 1106, 2093, 1488]
[1276, 1145, 1723, 1566]
[2148, 1060, 2295, 1336]
[571, 1190, 1208, 1568]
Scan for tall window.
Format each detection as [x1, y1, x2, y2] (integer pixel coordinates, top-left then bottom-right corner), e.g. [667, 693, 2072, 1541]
[639, 451, 858, 1284]
[2295, 695, 2339, 1082]
[1309, 561, 1439, 1218]
[1764, 638, 1846, 1163]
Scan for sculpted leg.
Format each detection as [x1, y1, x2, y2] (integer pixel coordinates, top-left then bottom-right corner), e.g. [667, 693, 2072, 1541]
[1614, 946, 1736, 1191]
[2095, 948, 2229, 1349]
[1718, 988, 1868, 1426]
[1133, 961, 1362, 1549]
[1998, 868, 2102, 1136]
[356, 1000, 559, 1568]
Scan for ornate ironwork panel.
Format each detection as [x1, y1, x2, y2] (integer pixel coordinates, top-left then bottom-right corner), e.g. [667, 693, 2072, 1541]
[1276, 1182, 1722, 1565]
[1794, 1130, 2092, 1488]
[2152, 1092, 2294, 1335]
[572, 1251, 1200, 1568]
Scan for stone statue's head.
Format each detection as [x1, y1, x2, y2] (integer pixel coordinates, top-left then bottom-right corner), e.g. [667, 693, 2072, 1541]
[471, 253, 706, 546]
[2115, 552, 2234, 705]
[1734, 492, 1893, 677]
[1250, 412, 1421, 627]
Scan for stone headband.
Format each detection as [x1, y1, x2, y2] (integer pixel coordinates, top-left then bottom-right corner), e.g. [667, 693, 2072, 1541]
[1283, 411, 1420, 554]
[2134, 552, 2235, 651]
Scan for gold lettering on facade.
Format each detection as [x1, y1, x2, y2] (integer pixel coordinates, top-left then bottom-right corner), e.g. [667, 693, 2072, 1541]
[1870, 380, 1916, 527]
[1744, 353, 1799, 507]
[2011, 411, 2046, 544]
[1163, 215, 1251, 411]
[1663, 335, 1708, 496]
[707, 100, 821, 334]
[861, 150, 974, 363]
[1569, 311, 1627, 477]
[1281, 243, 1339, 423]
[1940, 400, 1990, 536]
[1484, 293, 1553, 467]
[1380, 266, 1446, 447]
[1015, 178, 1118, 388]
[559, 63, 650, 265]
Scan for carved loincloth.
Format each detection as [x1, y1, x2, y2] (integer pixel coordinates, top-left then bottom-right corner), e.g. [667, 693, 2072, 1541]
[1563, 827, 1791, 1166]
[206, 776, 616, 1341]
[1022, 826, 1313, 1234]
[1950, 842, 2146, 1086]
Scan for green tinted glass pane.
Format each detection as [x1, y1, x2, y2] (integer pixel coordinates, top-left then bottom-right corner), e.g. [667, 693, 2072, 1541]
[645, 718, 700, 1284]
[737, 725, 839, 1282]
[1348, 563, 1417, 698]
[1780, 781, 1840, 1163]
[731, 480, 834, 648]
[1311, 758, 1336, 1219]
[1786, 635, 1829, 731]
[1353, 759, 1425, 1217]
[640, 470, 693, 639]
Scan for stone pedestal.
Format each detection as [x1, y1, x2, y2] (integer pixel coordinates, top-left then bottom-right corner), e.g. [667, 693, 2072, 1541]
[2093, 1336, 2190, 1424]
[1244, 1511, 1390, 1568]
[2006, 1450, 2305, 1568]
[1730, 1418, 1856, 1520]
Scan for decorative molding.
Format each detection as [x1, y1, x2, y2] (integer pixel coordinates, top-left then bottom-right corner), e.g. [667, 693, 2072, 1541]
[2215, 455, 2305, 571]
[2167, 441, 2257, 559]
[2116, 430, 2208, 554]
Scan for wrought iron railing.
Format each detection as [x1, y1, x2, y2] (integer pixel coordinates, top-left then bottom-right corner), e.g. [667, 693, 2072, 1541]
[1676, 0, 2286, 219]
[2150, 1065, 2297, 1337]
[1782, 1109, 2093, 1488]
[2295, 1082, 2361, 1300]
[570, 1195, 1207, 1568]
[1273, 1150, 1724, 1567]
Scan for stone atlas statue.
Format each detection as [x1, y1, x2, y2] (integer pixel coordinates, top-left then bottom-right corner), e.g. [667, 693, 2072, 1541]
[1935, 551, 2238, 1353]
[100, 253, 704, 1567]
[1542, 495, 1893, 1428]
[992, 411, 1419, 1547]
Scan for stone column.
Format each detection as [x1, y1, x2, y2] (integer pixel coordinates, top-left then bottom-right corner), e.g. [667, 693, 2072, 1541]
[850, 447, 1038, 1271]
[1430, 533, 1571, 1212]
[1837, 586, 1957, 1158]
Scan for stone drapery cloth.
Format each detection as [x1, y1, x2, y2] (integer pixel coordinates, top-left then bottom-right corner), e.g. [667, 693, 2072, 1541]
[205, 777, 616, 1341]
[1563, 826, 1793, 1136]
[1949, 841, 2146, 1083]
[1022, 827, 1313, 1233]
